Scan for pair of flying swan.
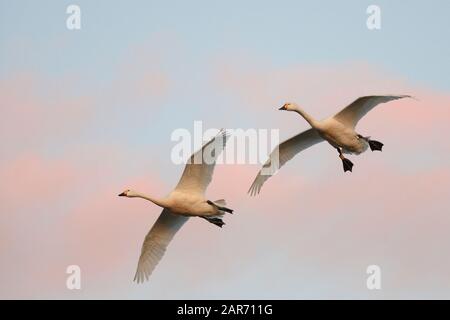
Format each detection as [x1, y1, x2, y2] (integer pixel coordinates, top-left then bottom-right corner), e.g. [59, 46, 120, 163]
[118, 95, 410, 282]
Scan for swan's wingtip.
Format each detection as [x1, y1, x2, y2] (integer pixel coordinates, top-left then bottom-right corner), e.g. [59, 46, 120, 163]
[406, 95, 419, 101]
[247, 185, 260, 197]
[396, 94, 417, 101]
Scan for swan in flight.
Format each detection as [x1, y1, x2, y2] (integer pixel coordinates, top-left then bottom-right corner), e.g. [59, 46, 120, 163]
[119, 129, 233, 283]
[249, 95, 411, 196]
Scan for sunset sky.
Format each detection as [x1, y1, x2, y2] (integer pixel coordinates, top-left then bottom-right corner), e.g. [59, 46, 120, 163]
[1, 0, 450, 299]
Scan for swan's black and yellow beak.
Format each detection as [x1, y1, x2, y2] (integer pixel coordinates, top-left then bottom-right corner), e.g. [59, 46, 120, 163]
[118, 192, 127, 197]
[278, 104, 287, 110]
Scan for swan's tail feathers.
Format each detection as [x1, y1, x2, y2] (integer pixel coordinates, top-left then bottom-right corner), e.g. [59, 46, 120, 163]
[207, 200, 234, 214]
[201, 216, 225, 228]
[368, 140, 384, 152]
[213, 199, 227, 206]
[357, 134, 371, 141]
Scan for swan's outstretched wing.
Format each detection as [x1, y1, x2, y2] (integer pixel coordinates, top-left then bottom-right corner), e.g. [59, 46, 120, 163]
[134, 209, 188, 283]
[248, 128, 323, 196]
[175, 129, 229, 194]
[333, 95, 410, 128]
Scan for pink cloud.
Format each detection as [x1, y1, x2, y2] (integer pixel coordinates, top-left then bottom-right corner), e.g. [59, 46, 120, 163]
[0, 39, 175, 158]
[202, 153, 450, 298]
[0, 146, 171, 298]
[0, 154, 85, 212]
[109, 50, 171, 106]
[0, 74, 94, 152]
[2, 144, 449, 298]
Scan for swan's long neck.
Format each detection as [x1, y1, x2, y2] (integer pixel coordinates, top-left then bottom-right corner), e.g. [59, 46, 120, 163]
[132, 192, 168, 208]
[293, 106, 319, 128]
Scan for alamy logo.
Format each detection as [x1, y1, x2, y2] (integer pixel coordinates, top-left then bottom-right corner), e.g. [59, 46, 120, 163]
[66, 265, 81, 290]
[171, 121, 280, 175]
[366, 265, 381, 290]
[366, 5, 381, 30]
[66, 5, 81, 30]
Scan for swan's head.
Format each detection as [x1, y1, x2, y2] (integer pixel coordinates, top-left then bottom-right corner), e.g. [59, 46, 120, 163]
[118, 189, 137, 197]
[279, 102, 298, 111]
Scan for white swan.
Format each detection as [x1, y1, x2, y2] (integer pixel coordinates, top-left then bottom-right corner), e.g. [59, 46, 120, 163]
[119, 129, 233, 283]
[249, 95, 411, 196]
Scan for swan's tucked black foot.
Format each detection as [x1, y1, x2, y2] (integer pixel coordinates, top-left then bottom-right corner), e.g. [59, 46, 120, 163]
[203, 217, 225, 228]
[342, 158, 354, 172]
[368, 140, 384, 152]
[207, 200, 234, 214]
[219, 206, 234, 214]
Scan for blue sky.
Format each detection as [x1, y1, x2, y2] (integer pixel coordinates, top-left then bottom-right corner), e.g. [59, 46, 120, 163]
[2, 0, 450, 90]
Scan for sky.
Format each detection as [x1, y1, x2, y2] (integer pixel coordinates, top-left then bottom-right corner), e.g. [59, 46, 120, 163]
[0, 0, 450, 299]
